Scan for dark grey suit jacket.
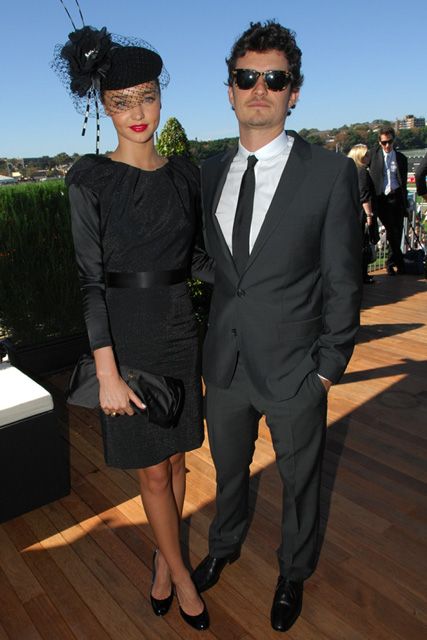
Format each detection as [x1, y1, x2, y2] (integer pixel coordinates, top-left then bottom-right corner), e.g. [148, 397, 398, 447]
[201, 132, 362, 401]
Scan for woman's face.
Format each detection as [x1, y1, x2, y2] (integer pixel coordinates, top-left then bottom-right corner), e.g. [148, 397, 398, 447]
[103, 81, 161, 145]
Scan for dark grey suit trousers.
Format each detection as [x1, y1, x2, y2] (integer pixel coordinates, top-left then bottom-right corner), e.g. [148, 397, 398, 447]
[206, 357, 327, 581]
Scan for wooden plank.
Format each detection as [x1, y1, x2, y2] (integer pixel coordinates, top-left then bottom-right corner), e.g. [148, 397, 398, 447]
[0, 567, 42, 640]
[24, 594, 77, 640]
[316, 556, 427, 639]
[0, 526, 44, 603]
[3, 519, 109, 640]
[23, 509, 145, 640]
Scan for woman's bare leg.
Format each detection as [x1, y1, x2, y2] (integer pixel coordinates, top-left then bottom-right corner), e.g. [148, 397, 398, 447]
[137, 455, 203, 615]
[170, 452, 186, 516]
[154, 452, 186, 591]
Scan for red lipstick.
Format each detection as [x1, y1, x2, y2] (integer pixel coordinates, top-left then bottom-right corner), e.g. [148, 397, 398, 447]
[130, 124, 148, 132]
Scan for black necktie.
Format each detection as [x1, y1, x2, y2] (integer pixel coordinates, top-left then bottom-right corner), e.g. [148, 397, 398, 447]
[232, 154, 258, 274]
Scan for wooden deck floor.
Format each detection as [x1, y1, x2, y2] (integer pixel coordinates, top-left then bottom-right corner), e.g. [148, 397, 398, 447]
[1, 271, 426, 639]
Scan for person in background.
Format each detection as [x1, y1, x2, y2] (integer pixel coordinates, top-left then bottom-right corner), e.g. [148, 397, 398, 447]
[367, 126, 408, 275]
[415, 152, 427, 202]
[348, 144, 379, 284]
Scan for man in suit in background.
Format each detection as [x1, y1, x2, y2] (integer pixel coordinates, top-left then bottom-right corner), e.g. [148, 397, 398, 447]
[368, 126, 408, 275]
[192, 21, 362, 632]
[415, 152, 427, 201]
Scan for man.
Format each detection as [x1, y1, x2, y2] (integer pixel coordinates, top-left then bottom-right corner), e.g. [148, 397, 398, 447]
[368, 126, 408, 274]
[415, 152, 427, 201]
[192, 21, 361, 632]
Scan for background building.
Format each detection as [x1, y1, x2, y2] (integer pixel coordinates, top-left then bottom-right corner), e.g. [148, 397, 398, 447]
[396, 114, 426, 130]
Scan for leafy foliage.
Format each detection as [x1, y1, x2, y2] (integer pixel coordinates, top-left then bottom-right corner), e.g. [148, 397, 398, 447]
[187, 278, 212, 326]
[396, 127, 427, 149]
[189, 137, 238, 163]
[297, 121, 427, 154]
[157, 117, 213, 324]
[157, 117, 191, 157]
[0, 181, 85, 345]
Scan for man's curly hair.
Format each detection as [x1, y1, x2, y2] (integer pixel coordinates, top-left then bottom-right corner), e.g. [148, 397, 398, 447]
[226, 20, 303, 91]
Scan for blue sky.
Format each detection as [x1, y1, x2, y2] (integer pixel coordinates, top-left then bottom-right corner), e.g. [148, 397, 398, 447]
[1, 0, 425, 157]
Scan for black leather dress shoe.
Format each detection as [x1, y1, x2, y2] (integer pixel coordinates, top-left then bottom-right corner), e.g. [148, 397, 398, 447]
[387, 265, 396, 275]
[179, 595, 210, 630]
[270, 577, 303, 632]
[150, 550, 173, 616]
[191, 552, 239, 593]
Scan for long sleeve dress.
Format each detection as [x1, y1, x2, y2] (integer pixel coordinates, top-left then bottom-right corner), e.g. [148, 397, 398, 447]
[66, 154, 213, 469]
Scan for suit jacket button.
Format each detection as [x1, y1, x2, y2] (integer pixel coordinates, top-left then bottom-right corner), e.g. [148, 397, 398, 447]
[232, 329, 237, 336]
[237, 288, 245, 297]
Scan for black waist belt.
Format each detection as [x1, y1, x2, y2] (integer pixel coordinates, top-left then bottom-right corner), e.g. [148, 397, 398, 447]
[106, 269, 188, 288]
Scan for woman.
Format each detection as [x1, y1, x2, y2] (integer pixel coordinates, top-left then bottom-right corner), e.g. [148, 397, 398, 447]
[54, 24, 212, 630]
[347, 144, 379, 284]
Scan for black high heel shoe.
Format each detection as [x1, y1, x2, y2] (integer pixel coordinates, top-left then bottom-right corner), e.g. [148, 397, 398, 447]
[177, 590, 210, 630]
[150, 550, 173, 617]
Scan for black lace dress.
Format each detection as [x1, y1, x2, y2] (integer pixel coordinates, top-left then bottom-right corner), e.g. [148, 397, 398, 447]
[66, 154, 213, 469]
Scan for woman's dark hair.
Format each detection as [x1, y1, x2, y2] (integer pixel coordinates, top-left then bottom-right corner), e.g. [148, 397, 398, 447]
[226, 20, 303, 91]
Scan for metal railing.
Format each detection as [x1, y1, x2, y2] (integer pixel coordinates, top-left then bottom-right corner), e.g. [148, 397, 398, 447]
[368, 202, 426, 273]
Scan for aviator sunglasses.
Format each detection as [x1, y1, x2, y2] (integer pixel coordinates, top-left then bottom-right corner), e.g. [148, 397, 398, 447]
[231, 68, 293, 91]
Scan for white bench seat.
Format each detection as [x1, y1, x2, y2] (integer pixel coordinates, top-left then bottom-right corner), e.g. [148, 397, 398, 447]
[0, 362, 53, 426]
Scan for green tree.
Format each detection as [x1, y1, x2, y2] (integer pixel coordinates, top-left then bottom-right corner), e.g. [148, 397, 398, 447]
[396, 128, 423, 150]
[157, 117, 190, 157]
[298, 128, 325, 146]
[189, 137, 238, 163]
[419, 127, 427, 146]
[53, 152, 72, 165]
[157, 117, 212, 324]
[367, 129, 379, 149]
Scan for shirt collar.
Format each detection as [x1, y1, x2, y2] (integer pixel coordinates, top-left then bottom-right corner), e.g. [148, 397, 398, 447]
[382, 147, 395, 160]
[238, 130, 291, 161]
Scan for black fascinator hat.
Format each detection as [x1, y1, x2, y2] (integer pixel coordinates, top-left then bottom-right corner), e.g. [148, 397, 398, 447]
[51, 1, 169, 152]
[102, 46, 163, 91]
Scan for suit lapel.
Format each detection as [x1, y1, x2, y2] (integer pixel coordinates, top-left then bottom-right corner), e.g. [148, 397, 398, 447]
[203, 148, 238, 275]
[376, 146, 385, 192]
[396, 152, 405, 188]
[203, 148, 235, 215]
[243, 132, 312, 273]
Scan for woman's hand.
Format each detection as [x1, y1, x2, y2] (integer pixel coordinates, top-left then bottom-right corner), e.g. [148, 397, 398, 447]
[99, 374, 145, 416]
[93, 345, 145, 417]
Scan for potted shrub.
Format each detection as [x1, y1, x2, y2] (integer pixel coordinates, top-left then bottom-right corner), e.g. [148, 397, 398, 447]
[0, 180, 88, 377]
[157, 117, 212, 335]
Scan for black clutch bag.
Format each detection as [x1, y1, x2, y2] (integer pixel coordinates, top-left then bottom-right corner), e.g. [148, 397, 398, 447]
[67, 354, 183, 429]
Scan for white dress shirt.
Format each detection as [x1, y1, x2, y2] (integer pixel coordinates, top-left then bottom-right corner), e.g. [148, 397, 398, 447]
[383, 148, 400, 194]
[215, 131, 294, 253]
